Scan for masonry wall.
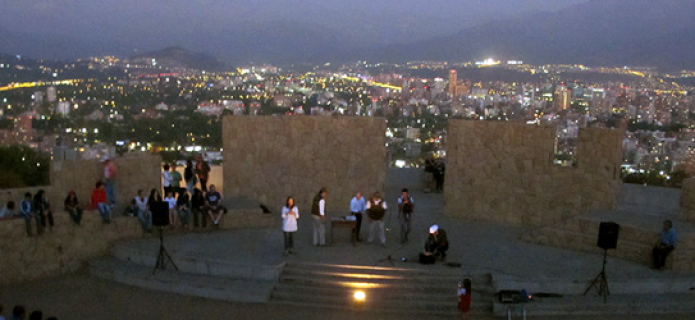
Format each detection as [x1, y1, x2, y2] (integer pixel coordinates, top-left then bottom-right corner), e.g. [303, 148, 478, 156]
[0, 152, 161, 284]
[444, 121, 622, 227]
[680, 178, 695, 223]
[222, 116, 387, 212]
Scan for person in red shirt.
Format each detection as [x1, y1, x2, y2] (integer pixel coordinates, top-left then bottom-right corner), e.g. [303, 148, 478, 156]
[457, 278, 472, 319]
[91, 181, 111, 223]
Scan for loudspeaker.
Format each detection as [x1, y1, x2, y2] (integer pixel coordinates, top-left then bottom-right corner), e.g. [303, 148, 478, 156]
[419, 252, 435, 265]
[597, 222, 619, 250]
[151, 201, 170, 227]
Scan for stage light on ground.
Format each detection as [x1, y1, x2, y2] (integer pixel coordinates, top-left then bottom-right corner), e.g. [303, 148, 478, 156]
[354, 291, 366, 301]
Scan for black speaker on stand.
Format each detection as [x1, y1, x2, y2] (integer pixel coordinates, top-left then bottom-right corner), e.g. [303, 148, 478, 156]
[584, 221, 619, 303]
[151, 200, 178, 275]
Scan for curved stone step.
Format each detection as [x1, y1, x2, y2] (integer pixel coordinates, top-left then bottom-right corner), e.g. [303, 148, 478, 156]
[89, 258, 276, 303]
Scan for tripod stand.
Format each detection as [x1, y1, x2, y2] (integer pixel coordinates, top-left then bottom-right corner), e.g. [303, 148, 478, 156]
[583, 248, 609, 303]
[153, 227, 179, 275]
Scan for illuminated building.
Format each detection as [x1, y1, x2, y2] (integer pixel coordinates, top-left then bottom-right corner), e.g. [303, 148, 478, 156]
[449, 69, 457, 97]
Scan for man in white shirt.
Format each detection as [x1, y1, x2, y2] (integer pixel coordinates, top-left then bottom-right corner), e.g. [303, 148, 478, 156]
[366, 191, 388, 246]
[350, 191, 367, 241]
[311, 188, 328, 246]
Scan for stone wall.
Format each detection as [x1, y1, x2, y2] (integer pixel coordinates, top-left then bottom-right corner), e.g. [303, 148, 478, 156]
[680, 178, 695, 223]
[51, 152, 162, 208]
[444, 121, 622, 227]
[0, 152, 161, 284]
[222, 116, 387, 212]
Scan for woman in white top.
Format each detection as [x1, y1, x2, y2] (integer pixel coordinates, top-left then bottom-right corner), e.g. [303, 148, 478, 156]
[282, 196, 299, 255]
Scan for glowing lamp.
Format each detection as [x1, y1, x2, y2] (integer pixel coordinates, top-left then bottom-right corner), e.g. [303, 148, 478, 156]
[354, 291, 366, 301]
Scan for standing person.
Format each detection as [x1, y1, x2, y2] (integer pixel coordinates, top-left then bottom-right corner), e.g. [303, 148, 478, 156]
[20, 193, 34, 236]
[311, 188, 328, 247]
[434, 159, 446, 192]
[366, 191, 388, 247]
[177, 190, 191, 229]
[205, 185, 227, 227]
[91, 181, 111, 223]
[34, 189, 54, 232]
[191, 188, 207, 228]
[161, 164, 173, 195]
[653, 219, 677, 270]
[397, 188, 415, 243]
[457, 278, 472, 320]
[423, 156, 436, 193]
[170, 163, 183, 197]
[148, 188, 165, 228]
[281, 196, 299, 255]
[103, 157, 117, 206]
[349, 191, 366, 242]
[195, 154, 211, 192]
[64, 190, 83, 225]
[134, 189, 151, 232]
[184, 159, 197, 194]
[164, 191, 178, 229]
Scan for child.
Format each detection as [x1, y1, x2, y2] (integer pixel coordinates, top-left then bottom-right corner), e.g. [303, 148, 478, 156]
[164, 191, 178, 229]
[457, 278, 472, 320]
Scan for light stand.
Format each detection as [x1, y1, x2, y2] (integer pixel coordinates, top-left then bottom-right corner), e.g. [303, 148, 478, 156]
[583, 248, 609, 303]
[153, 226, 179, 275]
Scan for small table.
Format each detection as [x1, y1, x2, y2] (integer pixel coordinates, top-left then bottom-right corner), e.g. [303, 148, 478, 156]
[330, 218, 357, 246]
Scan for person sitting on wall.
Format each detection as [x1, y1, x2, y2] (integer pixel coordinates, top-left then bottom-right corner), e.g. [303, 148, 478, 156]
[20, 192, 35, 236]
[205, 185, 227, 227]
[653, 219, 677, 270]
[64, 190, 83, 225]
[425, 224, 449, 259]
[0, 200, 17, 220]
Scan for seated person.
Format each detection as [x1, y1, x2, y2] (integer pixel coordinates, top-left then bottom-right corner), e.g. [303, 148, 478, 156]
[425, 224, 449, 259]
[205, 185, 227, 227]
[0, 200, 17, 220]
[653, 219, 677, 270]
[64, 190, 83, 225]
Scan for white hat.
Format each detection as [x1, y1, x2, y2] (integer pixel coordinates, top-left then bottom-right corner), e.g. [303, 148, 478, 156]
[100, 156, 110, 162]
[429, 224, 439, 234]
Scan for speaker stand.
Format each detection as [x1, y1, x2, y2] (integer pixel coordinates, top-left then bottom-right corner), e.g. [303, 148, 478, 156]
[153, 227, 179, 275]
[583, 248, 609, 303]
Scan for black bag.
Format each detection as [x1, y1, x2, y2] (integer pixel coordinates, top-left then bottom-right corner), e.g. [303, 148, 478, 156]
[419, 252, 435, 265]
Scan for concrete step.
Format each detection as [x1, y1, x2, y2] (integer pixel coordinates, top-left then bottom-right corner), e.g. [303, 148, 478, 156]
[111, 241, 283, 281]
[270, 261, 495, 316]
[282, 261, 493, 283]
[270, 291, 492, 316]
[278, 273, 496, 293]
[272, 282, 495, 302]
[494, 293, 695, 316]
[88, 257, 276, 303]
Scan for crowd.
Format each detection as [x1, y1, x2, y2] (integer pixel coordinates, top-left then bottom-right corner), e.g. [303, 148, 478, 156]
[0, 304, 57, 320]
[126, 154, 227, 232]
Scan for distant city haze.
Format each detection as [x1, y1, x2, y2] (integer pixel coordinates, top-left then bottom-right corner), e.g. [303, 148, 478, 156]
[1, 0, 694, 70]
[2, 1, 584, 58]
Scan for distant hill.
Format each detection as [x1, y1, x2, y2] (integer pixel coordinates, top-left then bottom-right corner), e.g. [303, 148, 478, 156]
[372, 0, 695, 71]
[131, 46, 229, 71]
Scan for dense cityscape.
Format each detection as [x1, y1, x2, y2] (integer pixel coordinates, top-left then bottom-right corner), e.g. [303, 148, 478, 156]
[2, 48, 694, 186]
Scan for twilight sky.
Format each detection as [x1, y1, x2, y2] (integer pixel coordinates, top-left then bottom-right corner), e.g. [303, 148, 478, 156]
[1, 0, 588, 54]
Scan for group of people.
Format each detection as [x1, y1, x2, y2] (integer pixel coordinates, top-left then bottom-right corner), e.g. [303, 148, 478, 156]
[0, 190, 56, 236]
[125, 155, 225, 231]
[0, 304, 57, 320]
[279, 187, 449, 259]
